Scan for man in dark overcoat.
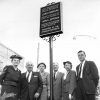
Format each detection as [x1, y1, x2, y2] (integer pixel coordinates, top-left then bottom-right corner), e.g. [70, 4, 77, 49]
[20, 62, 43, 100]
[76, 50, 99, 100]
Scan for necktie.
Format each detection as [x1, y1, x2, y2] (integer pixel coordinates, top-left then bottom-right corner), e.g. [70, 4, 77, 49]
[54, 72, 56, 80]
[27, 72, 30, 82]
[79, 63, 82, 77]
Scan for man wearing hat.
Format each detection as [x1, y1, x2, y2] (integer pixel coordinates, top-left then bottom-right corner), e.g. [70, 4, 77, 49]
[20, 62, 43, 100]
[0, 54, 22, 100]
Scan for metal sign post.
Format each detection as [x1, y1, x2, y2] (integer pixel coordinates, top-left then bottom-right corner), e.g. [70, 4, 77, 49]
[49, 36, 53, 100]
[39, 2, 63, 100]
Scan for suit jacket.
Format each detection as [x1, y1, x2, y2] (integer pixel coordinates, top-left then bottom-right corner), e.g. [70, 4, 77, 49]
[76, 60, 99, 94]
[62, 70, 76, 95]
[20, 71, 43, 100]
[53, 71, 64, 100]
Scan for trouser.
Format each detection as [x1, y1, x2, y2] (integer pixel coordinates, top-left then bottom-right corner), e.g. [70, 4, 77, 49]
[63, 92, 69, 100]
[76, 78, 95, 100]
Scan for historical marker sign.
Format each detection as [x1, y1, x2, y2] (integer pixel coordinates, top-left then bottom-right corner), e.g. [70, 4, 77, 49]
[40, 2, 63, 37]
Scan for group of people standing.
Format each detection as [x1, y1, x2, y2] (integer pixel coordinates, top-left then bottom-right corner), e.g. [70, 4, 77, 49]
[0, 50, 99, 100]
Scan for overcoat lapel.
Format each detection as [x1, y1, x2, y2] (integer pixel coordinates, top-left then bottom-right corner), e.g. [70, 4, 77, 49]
[82, 61, 87, 73]
[29, 72, 34, 83]
[25, 72, 29, 83]
[55, 72, 59, 80]
[65, 71, 70, 81]
[22, 72, 29, 84]
[53, 72, 60, 85]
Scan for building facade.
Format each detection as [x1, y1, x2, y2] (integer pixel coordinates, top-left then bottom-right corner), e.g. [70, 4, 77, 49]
[0, 43, 24, 73]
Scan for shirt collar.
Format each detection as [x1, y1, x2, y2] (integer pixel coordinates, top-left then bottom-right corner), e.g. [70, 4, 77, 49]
[81, 60, 86, 65]
[26, 71, 32, 77]
[13, 66, 18, 71]
[54, 70, 58, 73]
[26, 71, 32, 75]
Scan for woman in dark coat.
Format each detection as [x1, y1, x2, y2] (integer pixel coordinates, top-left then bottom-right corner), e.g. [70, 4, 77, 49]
[0, 55, 22, 100]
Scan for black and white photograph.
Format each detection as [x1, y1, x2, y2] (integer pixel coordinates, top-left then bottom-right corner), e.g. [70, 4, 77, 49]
[0, 0, 100, 100]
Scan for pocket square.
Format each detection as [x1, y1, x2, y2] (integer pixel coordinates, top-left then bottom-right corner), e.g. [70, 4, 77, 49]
[34, 76, 38, 77]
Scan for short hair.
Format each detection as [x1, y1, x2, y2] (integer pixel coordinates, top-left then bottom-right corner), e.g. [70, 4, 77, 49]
[63, 61, 72, 69]
[53, 62, 59, 66]
[37, 62, 46, 69]
[26, 61, 34, 67]
[78, 50, 86, 55]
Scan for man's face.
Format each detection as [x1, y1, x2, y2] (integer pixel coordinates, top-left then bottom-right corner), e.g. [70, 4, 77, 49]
[53, 63, 59, 72]
[11, 58, 20, 66]
[26, 64, 33, 72]
[78, 51, 86, 62]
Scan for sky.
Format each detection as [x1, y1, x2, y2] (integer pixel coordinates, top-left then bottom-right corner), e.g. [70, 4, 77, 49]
[0, 0, 100, 72]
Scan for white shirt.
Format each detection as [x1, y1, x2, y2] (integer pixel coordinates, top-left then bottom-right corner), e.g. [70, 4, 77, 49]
[63, 70, 69, 80]
[80, 60, 85, 78]
[26, 71, 32, 82]
[53, 71, 58, 79]
[13, 66, 18, 71]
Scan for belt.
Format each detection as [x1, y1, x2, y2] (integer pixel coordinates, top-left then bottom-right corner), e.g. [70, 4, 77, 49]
[3, 81, 18, 86]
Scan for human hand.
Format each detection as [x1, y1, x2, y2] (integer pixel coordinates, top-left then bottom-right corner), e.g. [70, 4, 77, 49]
[34, 93, 39, 98]
[2, 92, 16, 98]
[69, 94, 72, 100]
[48, 92, 50, 97]
[1, 92, 16, 100]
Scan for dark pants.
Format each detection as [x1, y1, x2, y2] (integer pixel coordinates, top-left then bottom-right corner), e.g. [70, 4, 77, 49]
[1, 85, 19, 100]
[63, 92, 69, 100]
[76, 79, 95, 100]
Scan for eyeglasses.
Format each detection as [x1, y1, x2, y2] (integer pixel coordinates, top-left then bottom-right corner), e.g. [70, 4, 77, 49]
[27, 64, 33, 66]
